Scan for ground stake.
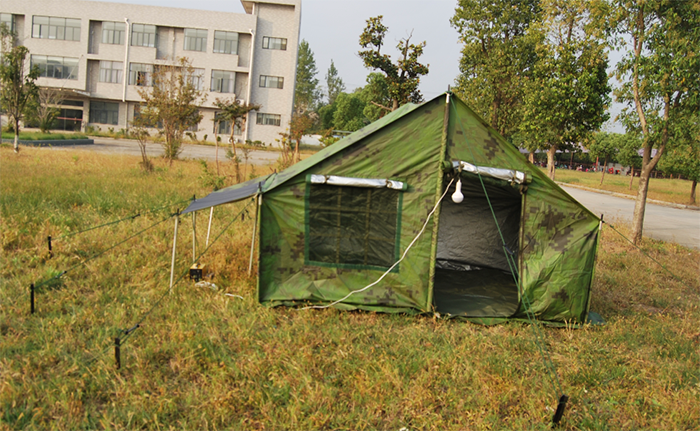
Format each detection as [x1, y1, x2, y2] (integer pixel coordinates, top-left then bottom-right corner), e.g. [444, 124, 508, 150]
[115, 337, 121, 370]
[552, 394, 569, 427]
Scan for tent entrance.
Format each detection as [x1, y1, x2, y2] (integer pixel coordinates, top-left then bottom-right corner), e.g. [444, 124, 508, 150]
[433, 177, 522, 317]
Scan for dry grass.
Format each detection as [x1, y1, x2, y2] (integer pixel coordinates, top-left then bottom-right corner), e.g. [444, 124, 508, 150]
[1, 147, 699, 430]
[552, 168, 697, 205]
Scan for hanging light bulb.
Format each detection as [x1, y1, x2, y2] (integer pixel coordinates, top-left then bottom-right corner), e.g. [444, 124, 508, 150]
[452, 179, 464, 203]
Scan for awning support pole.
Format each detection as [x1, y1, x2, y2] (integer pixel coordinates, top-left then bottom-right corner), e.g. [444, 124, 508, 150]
[169, 214, 179, 295]
[192, 211, 196, 264]
[248, 195, 260, 275]
[205, 207, 214, 247]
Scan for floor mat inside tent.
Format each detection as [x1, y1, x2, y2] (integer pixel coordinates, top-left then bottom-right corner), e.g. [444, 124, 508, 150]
[433, 267, 519, 317]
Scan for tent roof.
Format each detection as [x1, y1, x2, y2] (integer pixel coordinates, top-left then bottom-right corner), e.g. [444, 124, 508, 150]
[182, 100, 425, 214]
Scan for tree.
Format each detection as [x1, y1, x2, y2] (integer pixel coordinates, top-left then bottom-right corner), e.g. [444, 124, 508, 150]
[358, 16, 429, 111]
[519, 0, 611, 180]
[333, 92, 367, 132]
[614, 132, 642, 190]
[136, 57, 204, 164]
[657, 111, 700, 204]
[359, 72, 391, 123]
[609, 0, 700, 243]
[325, 60, 345, 105]
[0, 25, 39, 153]
[588, 132, 621, 185]
[27, 87, 62, 133]
[294, 39, 321, 114]
[213, 97, 261, 181]
[451, 0, 540, 139]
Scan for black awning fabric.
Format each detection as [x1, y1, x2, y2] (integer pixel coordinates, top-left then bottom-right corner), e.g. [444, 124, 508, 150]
[181, 175, 269, 214]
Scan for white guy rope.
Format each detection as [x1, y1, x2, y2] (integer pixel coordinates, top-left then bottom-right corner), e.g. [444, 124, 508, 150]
[301, 178, 455, 310]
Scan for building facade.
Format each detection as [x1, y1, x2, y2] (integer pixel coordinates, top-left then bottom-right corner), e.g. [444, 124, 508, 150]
[1, 0, 301, 145]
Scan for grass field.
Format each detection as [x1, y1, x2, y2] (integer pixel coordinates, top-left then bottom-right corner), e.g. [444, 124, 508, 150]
[552, 168, 697, 206]
[1, 147, 699, 430]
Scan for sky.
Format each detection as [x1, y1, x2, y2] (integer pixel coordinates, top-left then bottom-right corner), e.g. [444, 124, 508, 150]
[87, 0, 623, 132]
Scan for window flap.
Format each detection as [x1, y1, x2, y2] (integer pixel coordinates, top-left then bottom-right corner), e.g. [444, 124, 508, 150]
[308, 174, 407, 191]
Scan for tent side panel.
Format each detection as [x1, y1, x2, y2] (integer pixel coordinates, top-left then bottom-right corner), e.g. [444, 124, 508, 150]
[258, 98, 445, 312]
[519, 184, 599, 322]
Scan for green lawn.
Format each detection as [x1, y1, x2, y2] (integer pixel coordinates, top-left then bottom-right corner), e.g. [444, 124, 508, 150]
[1, 147, 698, 430]
[2, 131, 89, 141]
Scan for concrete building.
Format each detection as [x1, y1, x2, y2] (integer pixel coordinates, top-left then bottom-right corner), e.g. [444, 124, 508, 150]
[1, 0, 301, 145]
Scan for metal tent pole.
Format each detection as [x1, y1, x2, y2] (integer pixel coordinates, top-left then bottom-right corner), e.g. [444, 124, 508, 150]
[169, 215, 179, 294]
[205, 207, 214, 247]
[192, 211, 196, 264]
[248, 195, 260, 275]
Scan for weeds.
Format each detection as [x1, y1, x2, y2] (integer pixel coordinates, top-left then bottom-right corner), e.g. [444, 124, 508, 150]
[1, 147, 698, 430]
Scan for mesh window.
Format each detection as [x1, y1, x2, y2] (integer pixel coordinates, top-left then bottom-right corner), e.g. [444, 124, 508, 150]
[306, 185, 400, 269]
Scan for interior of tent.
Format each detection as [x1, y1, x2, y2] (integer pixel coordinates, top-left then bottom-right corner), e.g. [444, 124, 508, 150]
[433, 173, 523, 317]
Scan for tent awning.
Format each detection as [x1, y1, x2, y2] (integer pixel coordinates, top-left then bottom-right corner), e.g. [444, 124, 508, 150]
[181, 175, 270, 214]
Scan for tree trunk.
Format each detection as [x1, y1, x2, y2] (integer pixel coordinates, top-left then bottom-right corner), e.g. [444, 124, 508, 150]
[547, 146, 557, 180]
[13, 119, 20, 153]
[600, 155, 608, 186]
[391, 99, 398, 111]
[631, 165, 653, 244]
[528, 152, 534, 164]
[691, 179, 697, 205]
[294, 139, 300, 162]
[629, 166, 634, 190]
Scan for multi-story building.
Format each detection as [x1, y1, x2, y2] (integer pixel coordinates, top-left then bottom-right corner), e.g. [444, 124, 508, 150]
[1, 0, 301, 145]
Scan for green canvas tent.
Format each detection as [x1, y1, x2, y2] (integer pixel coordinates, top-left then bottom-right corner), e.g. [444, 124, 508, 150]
[183, 92, 600, 324]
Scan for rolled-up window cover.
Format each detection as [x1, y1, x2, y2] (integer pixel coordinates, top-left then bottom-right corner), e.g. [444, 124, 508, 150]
[308, 174, 407, 190]
[452, 161, 529, 185]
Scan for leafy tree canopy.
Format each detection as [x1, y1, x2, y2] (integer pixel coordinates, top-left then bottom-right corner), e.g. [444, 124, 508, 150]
[358, 15, 429, 111]
[294, 39, 321, 113]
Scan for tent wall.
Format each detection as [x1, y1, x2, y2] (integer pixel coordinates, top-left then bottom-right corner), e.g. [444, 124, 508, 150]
[445, 98, 599, 322]
[257, 97, 447, 312]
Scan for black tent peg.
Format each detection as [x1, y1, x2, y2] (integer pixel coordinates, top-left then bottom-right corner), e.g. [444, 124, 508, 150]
[552, 394, 569, 427]
[114, 337, 121, 369]
[30, 284, 35, 314]
[48, 235, 52, 258]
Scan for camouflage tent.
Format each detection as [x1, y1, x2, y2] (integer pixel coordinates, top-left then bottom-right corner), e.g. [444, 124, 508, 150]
[183, 93, 600, 324]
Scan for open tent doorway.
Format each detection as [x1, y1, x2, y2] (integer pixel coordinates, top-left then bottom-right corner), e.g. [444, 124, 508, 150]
[433, 175, 523, 317]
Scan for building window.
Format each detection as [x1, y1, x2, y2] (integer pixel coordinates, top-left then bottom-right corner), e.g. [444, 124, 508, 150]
[213, 30, 238, 55]
[215, 115, 242, 136]
[31, 55, 79, 80]
[0, 13, 15, 33]
[99, 60, 123, 83]
[259, 75, 284, 89]
[90, 101, 119, 125]
[262, 36, 287, 50]
[188, 68, 205, 91]
[129, 63, 153, 86]
[210, 70, 234, 93]
[256, 113, 281, 126]
[305, 183, 402, 269]
[32, 16, 81, 41]
[131, 23, 156, 48]
[101, 21, 125, 45]
[184, 28, 207, 52]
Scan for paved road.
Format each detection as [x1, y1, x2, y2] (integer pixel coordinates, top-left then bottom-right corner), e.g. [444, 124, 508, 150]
[561, 185, 700, 250]
[44, 137, 281, 166]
